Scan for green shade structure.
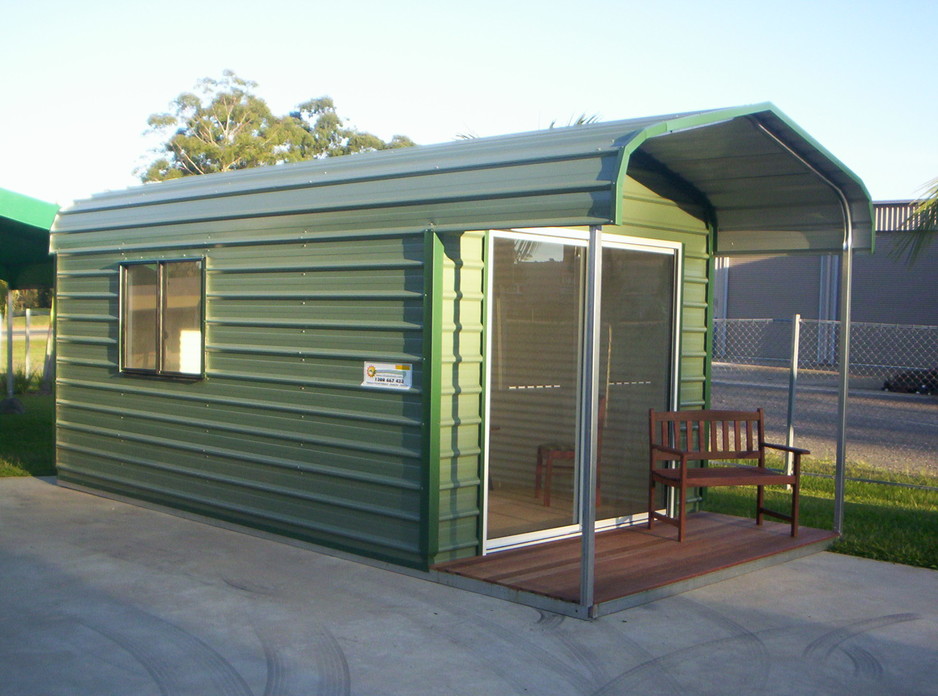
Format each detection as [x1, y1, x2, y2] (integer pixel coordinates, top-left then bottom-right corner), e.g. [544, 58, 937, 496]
[1, 188, 58, 289]
[1, 188, 58, 405]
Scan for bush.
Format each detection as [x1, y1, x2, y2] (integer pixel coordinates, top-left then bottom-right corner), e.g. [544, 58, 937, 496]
[0, 368, 42, 395]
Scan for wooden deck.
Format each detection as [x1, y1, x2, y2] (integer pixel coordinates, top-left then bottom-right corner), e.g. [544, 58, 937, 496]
[433, 512, 838, 618]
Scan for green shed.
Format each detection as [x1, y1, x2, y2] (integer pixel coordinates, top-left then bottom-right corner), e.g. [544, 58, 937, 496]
[50, 104, 872, 614]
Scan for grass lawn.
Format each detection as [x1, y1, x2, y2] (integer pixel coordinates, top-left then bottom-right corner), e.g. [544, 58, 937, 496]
[702, 458, 938, 570]
[11, 313, 51, 330]
[1, 319, 52, 380]
[0, 393, 55, 476]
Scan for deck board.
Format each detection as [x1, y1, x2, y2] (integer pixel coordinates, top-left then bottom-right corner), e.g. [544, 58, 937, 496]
[434, 512, 837, 606]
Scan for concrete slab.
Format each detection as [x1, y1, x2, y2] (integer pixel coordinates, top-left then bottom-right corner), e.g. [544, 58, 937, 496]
[2, 477, 936, 696]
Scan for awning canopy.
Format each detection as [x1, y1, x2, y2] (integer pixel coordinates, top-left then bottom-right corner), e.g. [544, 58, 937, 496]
[0, 188, 58, 289]
[625, 106, 872, 254]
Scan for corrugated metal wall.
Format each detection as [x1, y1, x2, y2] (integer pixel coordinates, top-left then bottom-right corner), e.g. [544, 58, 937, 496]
[55, 217, 430, 568]
[433, 231, 486, 563]
[610, 176, 712, 410]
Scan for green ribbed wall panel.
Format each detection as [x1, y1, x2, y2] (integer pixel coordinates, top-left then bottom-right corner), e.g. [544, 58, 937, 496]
[432, 231, 487, 563]
[55, 227, 430, 568]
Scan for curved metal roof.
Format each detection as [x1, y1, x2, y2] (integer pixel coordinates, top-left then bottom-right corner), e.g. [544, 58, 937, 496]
[0, 188, 58, 288]
[52, 103, 872, 255]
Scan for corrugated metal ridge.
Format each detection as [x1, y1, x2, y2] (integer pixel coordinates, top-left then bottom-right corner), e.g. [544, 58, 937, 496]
[59, 400, 420, 459]
[206, 289, 422, 300]
[58, 314, 116, 322]
[58, 416, 422, 474]
[204, 343, 421, 363]
[52, 107, 731, 238]
[58, 269, 119, 278]
[62, 155, 614, 218]
[201, 368, 425, 395]
[210, 259, 423, 273]
[56, 465, 420, 554]
[54, 177, 615, 235]
[205, 318, 422, 332]
[56, 378, 422, 427]
[58, 335, 116, 346]
[53, 227, 427, 256]
[58, 442, 421, 522]
[63, 109, 715, 212]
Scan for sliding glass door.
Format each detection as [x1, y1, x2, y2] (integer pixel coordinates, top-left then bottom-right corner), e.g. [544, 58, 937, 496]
[595, 242, 678, 522]
[485, 229, 679, 550]
[485, 234, 585, 541]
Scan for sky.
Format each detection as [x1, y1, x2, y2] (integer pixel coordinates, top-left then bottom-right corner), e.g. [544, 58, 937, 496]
[2, 0, 936, 206]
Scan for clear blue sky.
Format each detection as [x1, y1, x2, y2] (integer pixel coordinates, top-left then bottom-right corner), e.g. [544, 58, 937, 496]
[2, 0, 935, 205]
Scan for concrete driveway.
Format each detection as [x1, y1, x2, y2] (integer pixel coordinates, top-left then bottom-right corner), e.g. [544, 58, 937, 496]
[2, 477, 936, 696]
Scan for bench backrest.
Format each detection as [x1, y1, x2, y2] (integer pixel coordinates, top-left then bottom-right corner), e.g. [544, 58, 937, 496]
[649, 408, 766, 462]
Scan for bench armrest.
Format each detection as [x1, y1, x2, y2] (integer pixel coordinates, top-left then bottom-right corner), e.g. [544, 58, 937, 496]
[764, 442, 811, 456]
[651, 443, 688, 457]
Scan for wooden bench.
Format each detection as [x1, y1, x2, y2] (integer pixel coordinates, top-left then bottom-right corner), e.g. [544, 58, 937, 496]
[648, 408, 808, 541]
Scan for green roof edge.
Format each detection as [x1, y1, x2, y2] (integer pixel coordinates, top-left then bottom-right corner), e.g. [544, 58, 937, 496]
[611, 103, 874, 240]
[0, 187, 59, 230]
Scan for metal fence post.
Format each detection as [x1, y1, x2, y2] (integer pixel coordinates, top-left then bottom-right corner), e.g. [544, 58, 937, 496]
[786, 314, 801, 476]
[25, 308, 31, 379]
[5, 292, 13, 399]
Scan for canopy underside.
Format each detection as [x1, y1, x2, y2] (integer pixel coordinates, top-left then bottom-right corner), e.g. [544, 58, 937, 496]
[630, 110, 872, 255]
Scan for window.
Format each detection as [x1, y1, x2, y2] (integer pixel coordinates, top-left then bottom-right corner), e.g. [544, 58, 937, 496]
[121, 259, 204, 377]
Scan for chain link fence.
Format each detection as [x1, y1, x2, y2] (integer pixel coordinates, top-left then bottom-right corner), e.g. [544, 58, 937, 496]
[711, 318, 938, 477]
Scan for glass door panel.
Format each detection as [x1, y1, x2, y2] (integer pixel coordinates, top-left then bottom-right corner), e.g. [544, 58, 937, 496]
[486, 236, 584, 541]
[596, 245, 676, 520]
[485, 231, 678, 547]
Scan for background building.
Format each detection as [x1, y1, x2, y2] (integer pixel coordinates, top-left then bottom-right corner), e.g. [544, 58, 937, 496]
[715, 201, 937, 326]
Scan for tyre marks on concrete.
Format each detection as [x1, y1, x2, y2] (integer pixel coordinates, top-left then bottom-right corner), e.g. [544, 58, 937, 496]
[69, 603, 353, 696]
[407, 589, 924, 696]
[254, 623, 351, 696]
[79, 609, 255, 696]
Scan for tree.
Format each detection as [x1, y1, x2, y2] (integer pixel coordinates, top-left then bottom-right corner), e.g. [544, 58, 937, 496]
[279, 97, 414, 162]
[141, 71, 414, 182]
[891, 177, 938, 265]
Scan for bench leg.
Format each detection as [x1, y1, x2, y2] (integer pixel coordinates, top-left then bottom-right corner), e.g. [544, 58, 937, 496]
[756, 484, 764, 526]
[647, 475, 655, 530]
[791, 478, 800, 537]
[678, 483, 686, 542]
